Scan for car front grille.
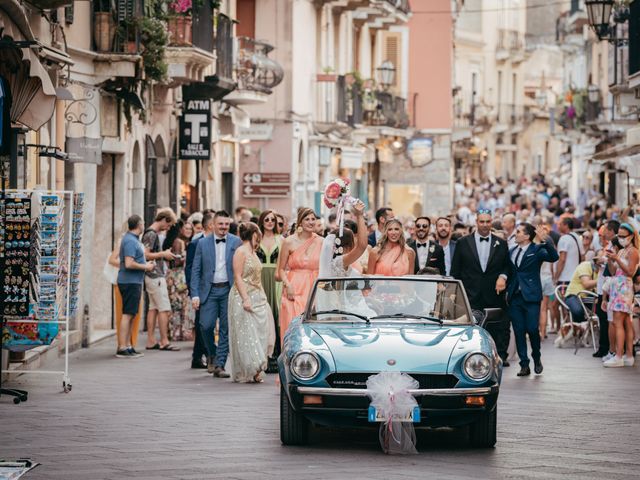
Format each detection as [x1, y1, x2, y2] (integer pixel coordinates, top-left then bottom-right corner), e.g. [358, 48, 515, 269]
[325, 373, 458, 390]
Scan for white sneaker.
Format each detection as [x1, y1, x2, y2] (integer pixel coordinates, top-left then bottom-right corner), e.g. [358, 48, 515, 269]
[603, 355, 624, 368]
[623, 355, 635, 367]
[602, 352, 615, 362]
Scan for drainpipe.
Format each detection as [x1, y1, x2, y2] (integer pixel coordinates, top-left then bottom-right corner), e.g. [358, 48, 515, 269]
[55, 99, 65, 190]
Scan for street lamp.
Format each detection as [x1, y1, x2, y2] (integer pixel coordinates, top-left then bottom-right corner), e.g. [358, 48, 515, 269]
[585, 0, 614, 40]
[587, 83, 600, 103]
[376, 60, 395, 90]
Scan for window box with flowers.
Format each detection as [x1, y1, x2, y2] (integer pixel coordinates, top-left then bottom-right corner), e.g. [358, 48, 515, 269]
[167, 0, 194, 46]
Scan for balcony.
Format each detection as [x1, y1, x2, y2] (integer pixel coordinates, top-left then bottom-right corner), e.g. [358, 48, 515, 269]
[496, 29, 525, 63]
[496, 104, 525, 129]
[363, 91, 409, 129]
[225, 36, 283, 106]
[92, 4, 141, 81]
[164, 7, 217, 87]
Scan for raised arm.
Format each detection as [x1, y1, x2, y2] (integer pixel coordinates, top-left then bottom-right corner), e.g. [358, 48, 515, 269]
[342, 200, 368, 267]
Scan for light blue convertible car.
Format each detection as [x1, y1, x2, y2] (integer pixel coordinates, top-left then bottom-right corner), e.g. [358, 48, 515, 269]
[279, 276, 503, 448]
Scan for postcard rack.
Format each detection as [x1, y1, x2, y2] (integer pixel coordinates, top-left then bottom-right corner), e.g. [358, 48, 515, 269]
[1, 189, 74, 397]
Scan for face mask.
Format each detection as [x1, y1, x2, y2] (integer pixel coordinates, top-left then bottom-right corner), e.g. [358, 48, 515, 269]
[619, 237, 630, 247]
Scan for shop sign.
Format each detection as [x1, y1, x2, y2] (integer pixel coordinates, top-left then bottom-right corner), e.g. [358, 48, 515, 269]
[408, 137, 434, 167]
[238, 123, 273, 141]
[65, 136, 103, 164]
[179, 99, 211, 159]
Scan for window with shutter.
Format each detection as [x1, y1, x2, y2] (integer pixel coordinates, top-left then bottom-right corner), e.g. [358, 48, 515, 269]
[383, 32, 401, 90]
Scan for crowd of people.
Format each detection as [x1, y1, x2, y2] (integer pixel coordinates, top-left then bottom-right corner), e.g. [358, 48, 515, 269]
[109, 176, 640, 382]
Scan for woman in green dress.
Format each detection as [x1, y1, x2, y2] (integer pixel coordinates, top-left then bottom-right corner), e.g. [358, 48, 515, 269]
[257, 210, 282, 371]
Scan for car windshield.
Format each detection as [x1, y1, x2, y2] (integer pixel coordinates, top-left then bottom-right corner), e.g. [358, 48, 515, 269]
[307, 277, 471, 325]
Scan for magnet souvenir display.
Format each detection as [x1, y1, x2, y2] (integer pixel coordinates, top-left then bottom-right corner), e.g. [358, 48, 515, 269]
[69, 193, 84, 317]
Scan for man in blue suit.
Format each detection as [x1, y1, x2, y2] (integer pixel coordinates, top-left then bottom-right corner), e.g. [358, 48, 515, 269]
[190, 211, 242, 377]
[507, 223, 559, 377]
[185, 211, 214, 369]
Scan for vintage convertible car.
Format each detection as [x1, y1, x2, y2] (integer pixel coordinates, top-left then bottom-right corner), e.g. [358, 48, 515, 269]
[279, 276, 503, 448]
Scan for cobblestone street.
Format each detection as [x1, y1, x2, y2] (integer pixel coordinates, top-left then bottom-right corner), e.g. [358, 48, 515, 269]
[1, 335, 639, 480]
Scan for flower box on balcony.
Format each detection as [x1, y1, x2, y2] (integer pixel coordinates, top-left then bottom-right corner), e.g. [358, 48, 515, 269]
[316, 73, 337, 82]
[168, 16, 193, 47]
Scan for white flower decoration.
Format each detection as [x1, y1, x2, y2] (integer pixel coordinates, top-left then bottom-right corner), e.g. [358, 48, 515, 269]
[429, 245, 435, 253]
[494, 240, 499, 248]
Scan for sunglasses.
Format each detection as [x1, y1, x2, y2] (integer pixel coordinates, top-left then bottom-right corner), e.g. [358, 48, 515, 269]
[264, 217, 276, 223]
[415, 224, 429, 229]
[477, 209, 492, 215]
[278, 222, 284, 227]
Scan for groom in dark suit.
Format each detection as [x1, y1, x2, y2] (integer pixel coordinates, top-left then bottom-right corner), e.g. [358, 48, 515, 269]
[450, 209, 511, 363]
[506, 223, 559, 376]
[190, 211, 242, 377]
[408, 216, 446, 274]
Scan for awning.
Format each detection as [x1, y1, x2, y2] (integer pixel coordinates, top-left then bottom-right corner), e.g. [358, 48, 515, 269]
[592, 143, 640, 161]
[0, 7, 57, 130]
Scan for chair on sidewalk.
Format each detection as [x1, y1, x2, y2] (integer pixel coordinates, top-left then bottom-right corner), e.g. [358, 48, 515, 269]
[554, 285, 597, 354]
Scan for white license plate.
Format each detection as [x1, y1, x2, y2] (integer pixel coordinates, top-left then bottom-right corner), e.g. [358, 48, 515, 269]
[368, 406, 421, 423]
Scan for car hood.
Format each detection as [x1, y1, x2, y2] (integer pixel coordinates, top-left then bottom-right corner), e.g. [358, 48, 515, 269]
[310, 323, 473, 373]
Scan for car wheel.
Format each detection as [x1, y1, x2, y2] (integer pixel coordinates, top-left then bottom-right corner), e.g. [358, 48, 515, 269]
[469, 406, 497, 448]
[280, 383, 309, 445]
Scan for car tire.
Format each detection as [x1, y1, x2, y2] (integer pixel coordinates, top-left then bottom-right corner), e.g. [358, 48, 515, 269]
[280, 383, 309, 445]
[469, 406, 497, 448]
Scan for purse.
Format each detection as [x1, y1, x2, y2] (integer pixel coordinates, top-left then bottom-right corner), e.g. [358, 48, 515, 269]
[103, 256, 119, 285]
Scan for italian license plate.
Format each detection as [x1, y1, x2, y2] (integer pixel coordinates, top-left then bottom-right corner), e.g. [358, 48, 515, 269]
[368, 406, 421, 423]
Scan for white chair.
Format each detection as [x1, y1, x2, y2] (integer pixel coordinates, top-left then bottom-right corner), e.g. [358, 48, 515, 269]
[554, 285, 595, 353]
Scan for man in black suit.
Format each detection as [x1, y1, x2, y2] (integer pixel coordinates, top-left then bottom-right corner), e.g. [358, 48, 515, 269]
[185, 211, 214, 369]
[506, 223, 559, 376]
[450, 209, 511, 363]
[408, 216, 445, 275]
[368, 207, 394, 247]
[435, 217, 457, 276]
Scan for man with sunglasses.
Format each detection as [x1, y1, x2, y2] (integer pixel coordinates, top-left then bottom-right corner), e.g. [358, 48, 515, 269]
[408, 216, 445, 275]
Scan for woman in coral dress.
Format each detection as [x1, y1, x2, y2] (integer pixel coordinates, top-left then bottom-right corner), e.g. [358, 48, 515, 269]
[368, 219, 415, 276]
[277, 208, 323, 342]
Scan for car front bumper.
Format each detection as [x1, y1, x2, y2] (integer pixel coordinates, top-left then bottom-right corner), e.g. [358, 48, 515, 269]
[287, 384, 500, 428]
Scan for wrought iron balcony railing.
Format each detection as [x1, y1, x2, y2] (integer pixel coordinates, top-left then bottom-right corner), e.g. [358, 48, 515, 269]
[235, 36, 283, 94]
[336, 75, 363, 127]
[363, 91, 409, 129]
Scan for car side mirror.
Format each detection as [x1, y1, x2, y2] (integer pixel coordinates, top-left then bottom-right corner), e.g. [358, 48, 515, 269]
[479, 308, 503, 328]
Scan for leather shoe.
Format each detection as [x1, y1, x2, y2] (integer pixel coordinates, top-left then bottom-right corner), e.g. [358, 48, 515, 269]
[517, 366, 531, 377]
[213, 366, 230, 378]
[191, 360, 207, 369]
[592, 350, 607, 358]
[503, 360, 510, 367]
[207, 357, 215, 374]
[534, 361, 543, 374]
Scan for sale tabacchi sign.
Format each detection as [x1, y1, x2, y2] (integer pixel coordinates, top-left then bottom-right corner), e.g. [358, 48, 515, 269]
[179, 98, 211, 160]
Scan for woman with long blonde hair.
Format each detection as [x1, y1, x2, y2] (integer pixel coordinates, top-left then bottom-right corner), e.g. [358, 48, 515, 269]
[368, 218, 415, 276]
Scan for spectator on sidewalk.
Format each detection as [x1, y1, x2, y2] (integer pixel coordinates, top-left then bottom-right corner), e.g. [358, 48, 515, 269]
[143, 208, 180, 351]
[554, 218, 584, 287]
[116, 215, 155, 358]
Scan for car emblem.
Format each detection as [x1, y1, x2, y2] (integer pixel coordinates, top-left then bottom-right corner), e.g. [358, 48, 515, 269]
[387, 359, 396, 366]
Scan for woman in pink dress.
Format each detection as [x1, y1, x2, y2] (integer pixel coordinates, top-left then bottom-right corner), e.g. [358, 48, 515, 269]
[277, 208, 323, 341]
[368, 219, 415, 276]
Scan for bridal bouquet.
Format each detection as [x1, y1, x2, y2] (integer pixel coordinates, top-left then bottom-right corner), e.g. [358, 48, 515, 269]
[323, 177, 351, 208]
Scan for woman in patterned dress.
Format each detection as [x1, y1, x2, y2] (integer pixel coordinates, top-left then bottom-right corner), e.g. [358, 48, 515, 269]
[602, 224, 639, 367]
[164, 220, 194, 341]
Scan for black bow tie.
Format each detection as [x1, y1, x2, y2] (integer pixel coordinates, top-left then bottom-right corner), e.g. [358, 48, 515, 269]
[479, 236, 490, 243]
[216, 238, 226, 244]
[417, 243, 427, 248]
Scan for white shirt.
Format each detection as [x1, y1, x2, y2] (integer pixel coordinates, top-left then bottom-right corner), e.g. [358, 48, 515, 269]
[375, 229, 382, 243]
[511, 243, 530, 268]
[213, 234, 228, 283]
[557, 232, 583, 282]
[507, 231, 517, 249]
[415, 239, 430, 270]
[474, 232, 492, 272]
[441, 241, 452, 276]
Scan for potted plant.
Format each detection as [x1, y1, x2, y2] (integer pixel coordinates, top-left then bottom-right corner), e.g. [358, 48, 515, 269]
[317, 66, 337, 82]
[139, 17, 169, 82]
[167, 0, 194, 46]
[94, 0, 116, 52]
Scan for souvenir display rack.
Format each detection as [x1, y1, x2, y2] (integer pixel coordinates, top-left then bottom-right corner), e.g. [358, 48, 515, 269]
[69, 193, 84, 317]
[1, 189, 74, 398]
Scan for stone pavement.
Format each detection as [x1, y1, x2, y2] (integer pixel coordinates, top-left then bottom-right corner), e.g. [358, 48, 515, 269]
[1, 334, 639, 480]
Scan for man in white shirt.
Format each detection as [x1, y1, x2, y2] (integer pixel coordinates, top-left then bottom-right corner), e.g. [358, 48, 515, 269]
[190, 211, 242, 377]
[502, 213, 517, 248]
[554, 217, 584, 285]
[435, 217, 457, 276]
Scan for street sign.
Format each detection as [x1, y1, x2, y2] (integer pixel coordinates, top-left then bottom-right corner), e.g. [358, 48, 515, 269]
[242, 184, 291, 197]
[242, 172, 290, 185]
[179, 98, 211, 159]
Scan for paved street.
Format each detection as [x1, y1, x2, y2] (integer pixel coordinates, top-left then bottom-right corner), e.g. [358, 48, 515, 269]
[1, 335, 639, 480]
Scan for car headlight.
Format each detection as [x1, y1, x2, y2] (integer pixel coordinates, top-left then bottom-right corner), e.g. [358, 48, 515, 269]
[463, 353, 491, 380]
[291, 352, 320, 380]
